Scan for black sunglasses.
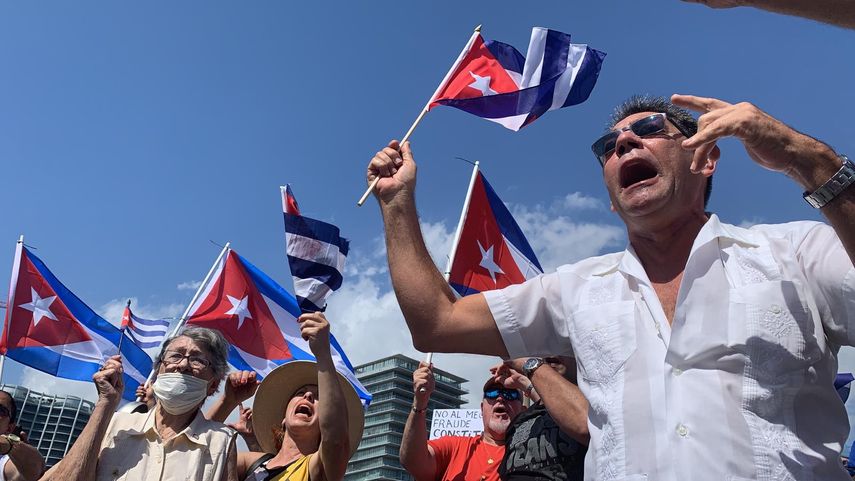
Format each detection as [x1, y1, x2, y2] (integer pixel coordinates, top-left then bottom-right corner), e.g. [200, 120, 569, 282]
[591, 113, 692, 167]
[0, 405, 10, 418]
[483, 388, 521, 401]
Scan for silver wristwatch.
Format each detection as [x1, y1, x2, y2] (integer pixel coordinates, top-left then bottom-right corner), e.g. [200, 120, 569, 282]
[522, 357, 545, 378]
[803, 154, 855, 209]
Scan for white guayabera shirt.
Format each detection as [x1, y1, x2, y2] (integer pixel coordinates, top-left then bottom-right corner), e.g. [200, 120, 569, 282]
[485, 215, 855, 481]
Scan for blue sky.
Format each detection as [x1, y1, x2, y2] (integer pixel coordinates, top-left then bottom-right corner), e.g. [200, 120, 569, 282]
[2, 0, 854, 445]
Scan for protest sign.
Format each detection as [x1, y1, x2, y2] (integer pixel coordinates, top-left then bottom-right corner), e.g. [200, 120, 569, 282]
[429, 409, 483, 439]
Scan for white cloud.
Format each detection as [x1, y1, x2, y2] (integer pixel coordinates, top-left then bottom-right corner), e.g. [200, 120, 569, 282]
[177, 280, 202, 291]
[560, 192, 604, 211]
[509, 194, 624, 272]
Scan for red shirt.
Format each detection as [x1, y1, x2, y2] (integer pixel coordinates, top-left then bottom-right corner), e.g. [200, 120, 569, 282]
[428, 435, 506, 481]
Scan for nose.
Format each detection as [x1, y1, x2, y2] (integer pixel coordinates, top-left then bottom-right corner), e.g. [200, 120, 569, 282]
[171, 356, 193, 373]
[303, 391, 315, 402]
[614, 127, 643, 160]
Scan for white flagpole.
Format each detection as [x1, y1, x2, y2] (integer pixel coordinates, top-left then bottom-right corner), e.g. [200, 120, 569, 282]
[357, 24, 483, 207]
[0, 236, 24, 385]
[138, 241, 231, 392]
[421, 161, 480, 380]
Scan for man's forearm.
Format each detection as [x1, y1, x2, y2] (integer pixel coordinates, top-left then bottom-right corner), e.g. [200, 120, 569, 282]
[530, 367, 590, 445]
[745, 0, 855, 29]
[791, 147, 855, 265]
[40, 399, 115, 480]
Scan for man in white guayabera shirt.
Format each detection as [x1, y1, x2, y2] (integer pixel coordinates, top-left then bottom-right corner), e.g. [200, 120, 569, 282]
[365, 93, 855, 481]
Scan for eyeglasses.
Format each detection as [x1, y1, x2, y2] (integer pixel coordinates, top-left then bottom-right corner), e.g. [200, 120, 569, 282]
[591, 113, 692, 167]
[483, 388, 521, 401]
[161, 351, 212, 370]
[0, 405, 10, 418]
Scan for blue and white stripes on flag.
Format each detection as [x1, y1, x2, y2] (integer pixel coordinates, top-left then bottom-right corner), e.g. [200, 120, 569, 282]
[121, 305, 170, 350]
[430, 27, 606, 131]
[281, 186, 349, 313]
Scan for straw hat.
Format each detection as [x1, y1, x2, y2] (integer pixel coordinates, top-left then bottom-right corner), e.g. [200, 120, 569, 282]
[252, 361, 365, 456]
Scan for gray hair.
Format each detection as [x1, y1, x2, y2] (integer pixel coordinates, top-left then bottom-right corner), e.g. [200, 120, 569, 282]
[607, 95, 712, 207]
[153, 326, 230, 383]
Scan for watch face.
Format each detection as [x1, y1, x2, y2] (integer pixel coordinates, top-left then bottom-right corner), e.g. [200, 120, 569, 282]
[524, 358, 541, 372]
[5, 434, 19, 443]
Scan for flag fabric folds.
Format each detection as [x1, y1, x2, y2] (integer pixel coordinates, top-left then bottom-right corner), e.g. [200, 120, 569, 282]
[281, 186, 349, 313]
[121, 304, 170, 350]
[185, 248, 371, 405]
[835, 372, 855, 403]
[429, 27, 606, 131]
[0, 244, 152, 401]
[448, 171, 543, 297]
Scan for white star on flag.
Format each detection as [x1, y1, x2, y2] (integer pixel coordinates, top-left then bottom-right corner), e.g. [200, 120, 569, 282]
[477, 241, 505, 283]
[226, 295, 252, 329]
[19, 288, 59, 327]
[468, 72, 498, 96]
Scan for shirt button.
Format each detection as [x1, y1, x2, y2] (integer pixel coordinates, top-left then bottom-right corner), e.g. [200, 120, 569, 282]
[654, 321, 661, 330]
[770, 305, 783, 314]
[676, 424, 689, 437]
[673, 368, 683, 376]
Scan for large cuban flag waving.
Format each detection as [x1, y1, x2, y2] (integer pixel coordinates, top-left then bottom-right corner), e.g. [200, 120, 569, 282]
[0, 243, 152, 401]
[185, 248, 371, 405]
[448, 171, 543, 296]
[429, 27, 606, 131]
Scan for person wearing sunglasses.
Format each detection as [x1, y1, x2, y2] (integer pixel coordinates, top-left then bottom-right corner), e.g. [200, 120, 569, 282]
[491, 357, 588, 481]
[400, 363, 524, 481]
[42, 327, 238, 481]
[367, 92, 855, 480]
[0, 390, 44, 481]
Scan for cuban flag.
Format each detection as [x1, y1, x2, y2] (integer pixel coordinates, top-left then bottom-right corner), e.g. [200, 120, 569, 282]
[185, 248, 371, 405]
[121, 303, 170, 350]
[0, 244, 152, 401]
[281, 185, 349, 313]
[448, 172, 543, 296]
[429, 27, 605, 131]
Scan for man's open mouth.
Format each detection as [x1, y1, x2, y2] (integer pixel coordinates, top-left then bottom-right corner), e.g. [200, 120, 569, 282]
[620, 158, 659, 189]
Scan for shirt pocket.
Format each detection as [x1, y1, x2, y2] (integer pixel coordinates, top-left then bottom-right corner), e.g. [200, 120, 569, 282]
[728, 280, 822, 377]
[570, 300, 637, 384]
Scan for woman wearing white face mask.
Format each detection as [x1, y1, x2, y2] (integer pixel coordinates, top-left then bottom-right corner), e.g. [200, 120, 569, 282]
[42, 327, 239, 481]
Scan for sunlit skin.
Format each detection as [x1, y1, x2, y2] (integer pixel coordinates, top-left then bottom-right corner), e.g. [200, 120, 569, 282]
[602, 111, 716, 236]
[282, 384, 321, 448]
[480, 386, 523, 444]
[157, 336, 218, 397]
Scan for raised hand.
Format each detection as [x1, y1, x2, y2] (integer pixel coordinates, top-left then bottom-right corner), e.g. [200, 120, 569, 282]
[492, 361, 531, 392]
[672, 94, 837, 188]
[366, 140, 417, 204]
[413, 362, 435, 406]
[228, 404, 254, 437]
[94, 355, 124, 407]
[297, 312, 331, 356]
[222, 370, 259, 406]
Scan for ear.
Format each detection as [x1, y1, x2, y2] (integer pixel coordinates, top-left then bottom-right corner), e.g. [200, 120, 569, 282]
[701, 144, 721, 177]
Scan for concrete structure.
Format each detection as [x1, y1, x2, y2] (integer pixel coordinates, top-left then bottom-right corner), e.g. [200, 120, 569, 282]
[0, 384, 94, 468]
[345, 354, 468, 481]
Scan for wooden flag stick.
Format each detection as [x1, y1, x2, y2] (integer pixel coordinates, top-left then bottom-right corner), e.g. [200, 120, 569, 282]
[356, 25, 483, 207]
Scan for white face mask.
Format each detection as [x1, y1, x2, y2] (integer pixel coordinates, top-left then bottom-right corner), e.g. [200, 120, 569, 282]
[152, 373, 210, 415]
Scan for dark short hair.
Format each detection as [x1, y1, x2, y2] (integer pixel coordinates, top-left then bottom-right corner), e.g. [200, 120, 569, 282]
[608, 95, 712, 207]
[153, 327, 229, 383]
[0, 391, 17, 424]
